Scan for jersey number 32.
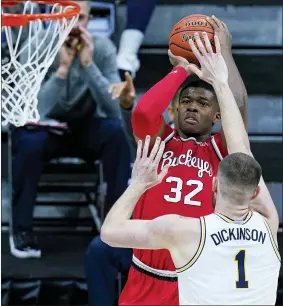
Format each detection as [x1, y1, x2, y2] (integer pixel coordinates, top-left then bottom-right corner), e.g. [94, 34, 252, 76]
[164, 176, 204, 206]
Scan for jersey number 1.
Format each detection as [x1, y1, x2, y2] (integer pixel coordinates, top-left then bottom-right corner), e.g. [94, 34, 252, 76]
[235, 250, 249, 289]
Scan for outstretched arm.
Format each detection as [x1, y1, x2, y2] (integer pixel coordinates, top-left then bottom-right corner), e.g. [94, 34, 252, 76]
[101, 136, 169, 249]
[101, 136, 192, 250]
[213, 82, 279, 233]
[188, 32, 279, 234]
[207, 16, 248, 136]
[109, 72, 137, 159]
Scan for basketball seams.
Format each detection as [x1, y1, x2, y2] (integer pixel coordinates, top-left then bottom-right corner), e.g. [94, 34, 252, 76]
[170, 42, 216, 54]
[169, 14, 215, 62]
[170, 15, 213, 38]
[172, 14, 209, 28]
[169, 43, 195, 54]
[169, 29, 215, 39]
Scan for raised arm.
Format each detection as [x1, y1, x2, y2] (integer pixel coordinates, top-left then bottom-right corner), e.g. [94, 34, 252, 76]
[207, 16, 248, 145]
[131, 57, 190, 146]
[109, 72, 137, 159]
[187, 32, 279, 234]
[101, 136, 194, 250]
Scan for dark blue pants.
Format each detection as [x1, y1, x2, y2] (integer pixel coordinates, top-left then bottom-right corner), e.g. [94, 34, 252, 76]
[85, 236, 133, 306]
[126, 0, 157, 33]
[11, 117, 131, 233]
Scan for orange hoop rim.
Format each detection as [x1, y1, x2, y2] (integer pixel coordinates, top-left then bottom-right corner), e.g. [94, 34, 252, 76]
[2, 0, 81, 27]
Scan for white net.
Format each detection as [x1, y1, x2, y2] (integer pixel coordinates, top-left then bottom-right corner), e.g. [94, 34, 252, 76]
[1, 1, 79, 127]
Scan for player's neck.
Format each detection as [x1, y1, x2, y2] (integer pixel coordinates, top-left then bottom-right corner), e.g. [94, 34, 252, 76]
[215, 200, 250, 221]
[177, 130, 211, 142]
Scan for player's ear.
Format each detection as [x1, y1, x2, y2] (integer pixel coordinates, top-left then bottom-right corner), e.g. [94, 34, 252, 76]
[213, 111, 221, 125]
[251, 185, 260, 200]
[212, 177, 218, 193]
[168, 106, 174, 122]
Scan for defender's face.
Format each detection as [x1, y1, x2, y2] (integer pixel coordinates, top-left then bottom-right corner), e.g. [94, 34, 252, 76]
[178, 87, 220, 136]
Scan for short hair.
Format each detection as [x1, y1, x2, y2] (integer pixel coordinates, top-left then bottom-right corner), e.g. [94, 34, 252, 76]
[217, 153, 262, 201]
[179, 78, 216, 100]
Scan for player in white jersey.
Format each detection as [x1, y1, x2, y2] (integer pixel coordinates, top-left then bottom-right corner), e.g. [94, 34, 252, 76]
[101, 32, 281, 305]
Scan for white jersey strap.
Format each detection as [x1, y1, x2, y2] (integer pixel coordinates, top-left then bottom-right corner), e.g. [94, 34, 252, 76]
[211, 135, 224, 161]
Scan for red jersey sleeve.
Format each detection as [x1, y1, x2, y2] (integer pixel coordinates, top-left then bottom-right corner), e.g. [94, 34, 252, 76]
[211, 133, 228, 160]
[132, 66, 188, 139]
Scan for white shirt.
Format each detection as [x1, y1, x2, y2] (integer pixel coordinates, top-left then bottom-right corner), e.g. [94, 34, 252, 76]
[176, 212, 281, 305]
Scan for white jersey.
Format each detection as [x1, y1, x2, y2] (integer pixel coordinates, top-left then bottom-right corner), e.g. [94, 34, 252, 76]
[176, 211, 281, 305]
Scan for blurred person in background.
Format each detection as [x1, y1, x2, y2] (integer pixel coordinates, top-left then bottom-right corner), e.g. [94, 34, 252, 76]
[109, 71, 137, 160]
[117, 0, 157, 79]
[10, 1, 131, 259]
[85, 72, 136, 306]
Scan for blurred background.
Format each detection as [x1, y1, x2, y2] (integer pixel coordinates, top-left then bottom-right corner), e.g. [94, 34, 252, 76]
[1, 0, 282, 305]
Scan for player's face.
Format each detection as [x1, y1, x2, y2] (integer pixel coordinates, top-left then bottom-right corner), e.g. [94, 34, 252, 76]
[177, 86, 220, 137]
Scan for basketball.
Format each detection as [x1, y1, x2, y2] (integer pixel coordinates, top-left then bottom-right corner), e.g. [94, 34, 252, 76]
[169, 14, 215, 64]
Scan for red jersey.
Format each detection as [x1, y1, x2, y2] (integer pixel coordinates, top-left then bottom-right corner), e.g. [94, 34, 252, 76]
[119, 125, 228, 305]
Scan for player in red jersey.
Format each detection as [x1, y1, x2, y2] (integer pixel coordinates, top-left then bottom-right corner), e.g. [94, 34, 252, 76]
[119, 17, 248, 305]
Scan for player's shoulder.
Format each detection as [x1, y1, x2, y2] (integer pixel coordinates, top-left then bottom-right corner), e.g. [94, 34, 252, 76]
[209, 133, 228, 159]
[249, 210, 268, 224]
[156, 215, 201, 239]
[252, 211, 276, 228]
[251, 212, 280, 246]
[207, 132, 222, 147]
[201, 213, 218, 226]
[203, 213, 218, 221]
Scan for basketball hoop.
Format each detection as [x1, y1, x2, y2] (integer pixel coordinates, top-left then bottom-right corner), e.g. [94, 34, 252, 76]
[1, 0, 80, 127]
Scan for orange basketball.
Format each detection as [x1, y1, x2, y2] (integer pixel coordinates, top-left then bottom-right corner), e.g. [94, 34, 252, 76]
[169, 14, 215, 64]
